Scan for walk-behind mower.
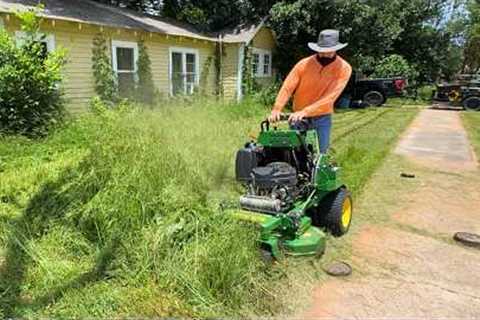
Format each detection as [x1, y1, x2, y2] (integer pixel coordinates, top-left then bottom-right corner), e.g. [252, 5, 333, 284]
[230, 114, 352, 261]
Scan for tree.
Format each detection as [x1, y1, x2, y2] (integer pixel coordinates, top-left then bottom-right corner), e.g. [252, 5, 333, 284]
[463, 0, 480, 72]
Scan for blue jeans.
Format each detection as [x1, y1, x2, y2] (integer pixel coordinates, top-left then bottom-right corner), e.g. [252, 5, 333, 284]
[290, 114, 332, 153]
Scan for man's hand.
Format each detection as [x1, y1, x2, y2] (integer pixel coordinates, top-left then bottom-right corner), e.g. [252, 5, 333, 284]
[288, 110, 307, 123]
[268, 110, 282, 123]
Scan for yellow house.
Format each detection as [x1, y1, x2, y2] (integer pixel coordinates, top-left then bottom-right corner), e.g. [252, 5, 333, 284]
[0, 0, 277, 112]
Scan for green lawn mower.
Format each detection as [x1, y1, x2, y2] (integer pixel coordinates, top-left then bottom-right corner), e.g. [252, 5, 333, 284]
[230, 113, 352, 261]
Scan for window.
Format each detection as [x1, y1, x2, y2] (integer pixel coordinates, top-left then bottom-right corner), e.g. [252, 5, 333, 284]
[263, 54, 270, 75]
[112, 40, 138, 96]
[252, 53, 260, 76]
[169, 47, 199, 95]
[15, 31, 55, 59]
[251, 48, 272, 77]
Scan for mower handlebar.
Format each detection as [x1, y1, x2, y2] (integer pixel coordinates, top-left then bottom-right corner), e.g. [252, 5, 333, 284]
[261, 113, 308, 132]
[278, 113, 292, 122]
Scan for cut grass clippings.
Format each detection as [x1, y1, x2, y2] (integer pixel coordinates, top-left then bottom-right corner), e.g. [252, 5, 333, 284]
[0, 98, 418, 318]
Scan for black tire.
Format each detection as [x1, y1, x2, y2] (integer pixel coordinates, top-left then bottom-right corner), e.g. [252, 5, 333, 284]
[462, 96, 480, 111]
[312, 187, 352, 237]
[363, 90, 386, 107]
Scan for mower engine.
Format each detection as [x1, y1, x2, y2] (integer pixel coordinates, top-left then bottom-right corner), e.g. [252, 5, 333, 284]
[236, 144, 310, 214]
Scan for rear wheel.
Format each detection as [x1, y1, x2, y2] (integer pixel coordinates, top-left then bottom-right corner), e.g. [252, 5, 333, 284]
[363, 90, 385, 107]
[312, 188, 352, 236]
[462, 96, 480, 111]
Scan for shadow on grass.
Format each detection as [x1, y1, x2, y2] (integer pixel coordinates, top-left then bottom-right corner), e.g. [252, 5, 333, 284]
[0, 155, 114, 318]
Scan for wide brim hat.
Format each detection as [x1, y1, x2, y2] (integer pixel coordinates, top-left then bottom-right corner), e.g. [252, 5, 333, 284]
[308, 29, 348, 53]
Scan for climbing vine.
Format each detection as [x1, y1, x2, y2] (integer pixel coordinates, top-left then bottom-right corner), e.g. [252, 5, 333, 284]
[242, 45, 258, 96]
[199, 55, 211, 95]
[136, 39, 155, 105]
[214, 41, 225, 97]
[92, 33, 118, 105]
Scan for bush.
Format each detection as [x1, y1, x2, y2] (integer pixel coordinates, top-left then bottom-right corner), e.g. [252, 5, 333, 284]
[371, 54, 419, 84]
[251, 82, 282, 107]
[0, 9, 66, 136]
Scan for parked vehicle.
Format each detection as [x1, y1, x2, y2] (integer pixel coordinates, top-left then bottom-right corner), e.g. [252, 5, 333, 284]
[341, 71, 407, 107]
[433, 74, 480, 111]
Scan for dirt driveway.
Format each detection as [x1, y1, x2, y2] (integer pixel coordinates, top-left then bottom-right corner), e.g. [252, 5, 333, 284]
[302, 109, 480, 318]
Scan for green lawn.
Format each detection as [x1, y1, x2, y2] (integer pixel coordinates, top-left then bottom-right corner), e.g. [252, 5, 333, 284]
[462, 111, 480, 158]
[0, 100, 418, 319]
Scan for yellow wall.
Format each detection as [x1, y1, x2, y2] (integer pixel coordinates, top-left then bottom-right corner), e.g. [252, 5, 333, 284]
[0, 14, 217, 112]
[221, 43, 240, 101]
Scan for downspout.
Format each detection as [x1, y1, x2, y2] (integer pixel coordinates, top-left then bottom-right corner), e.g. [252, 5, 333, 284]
[218, 34, 224, 98]
[236, 42, 245, 102]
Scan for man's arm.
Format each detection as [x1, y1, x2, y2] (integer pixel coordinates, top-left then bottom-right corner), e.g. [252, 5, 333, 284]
[302, 63, 352, 117]
[273, 61, 303, 112]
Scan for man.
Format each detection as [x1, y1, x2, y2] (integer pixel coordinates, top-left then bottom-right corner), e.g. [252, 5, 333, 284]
[269, 29, 352, 154]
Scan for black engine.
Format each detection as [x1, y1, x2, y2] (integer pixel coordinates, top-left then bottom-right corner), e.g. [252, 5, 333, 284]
[235, 143, 312, 213]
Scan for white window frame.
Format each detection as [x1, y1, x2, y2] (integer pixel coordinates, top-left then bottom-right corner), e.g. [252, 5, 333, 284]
[168, 46, 200, 96]
[15, 31, 55, 52]
[111, 40, 139, 83]
[251, 47, 272, 78]
[252, 48, 273, 78]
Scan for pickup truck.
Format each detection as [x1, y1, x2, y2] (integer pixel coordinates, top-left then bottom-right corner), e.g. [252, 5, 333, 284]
[341, 72, 407, 107]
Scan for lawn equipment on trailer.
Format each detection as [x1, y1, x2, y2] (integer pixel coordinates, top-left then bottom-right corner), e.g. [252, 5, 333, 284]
[229, 113, 352, 261]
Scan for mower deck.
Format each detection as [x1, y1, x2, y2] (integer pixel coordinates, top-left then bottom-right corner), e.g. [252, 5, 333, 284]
[231, 209, 326, 258]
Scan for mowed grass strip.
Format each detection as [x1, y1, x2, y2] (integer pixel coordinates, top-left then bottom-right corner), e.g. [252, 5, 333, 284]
[0, 99, 418, 319]
[462, 111, 480, 158]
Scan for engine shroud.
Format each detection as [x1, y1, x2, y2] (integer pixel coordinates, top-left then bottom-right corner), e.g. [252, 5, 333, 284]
[251, 162, 297, 189]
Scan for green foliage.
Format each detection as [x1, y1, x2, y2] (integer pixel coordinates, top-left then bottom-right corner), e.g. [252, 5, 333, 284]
[136, 40, 155, 105]
[0, 9, 66, 136]
[92, 33, 118, 105]
[371, 54, 419, 83]
[463, 0, 480, 72]
[251, 82, 281, 107]
[242, 46, 258, 96]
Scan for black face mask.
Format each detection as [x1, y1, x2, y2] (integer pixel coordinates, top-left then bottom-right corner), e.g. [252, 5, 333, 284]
[317, 54, 337, 67]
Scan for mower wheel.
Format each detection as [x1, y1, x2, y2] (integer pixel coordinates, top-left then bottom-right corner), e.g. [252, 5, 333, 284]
[314, 187, 352, 237]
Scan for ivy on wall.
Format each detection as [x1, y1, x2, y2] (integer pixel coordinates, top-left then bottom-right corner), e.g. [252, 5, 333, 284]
[136, 39, 155, 105]
[241, 45, 258, 96]
[199, 55, 214, 96]
[214, 41, 225, 97]
[92, 33, 118, 105]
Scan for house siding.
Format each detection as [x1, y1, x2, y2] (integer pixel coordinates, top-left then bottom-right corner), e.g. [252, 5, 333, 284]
[1, 14, 216, 112]
[251, 27, 277, 87]
[221, 43, 239, 101]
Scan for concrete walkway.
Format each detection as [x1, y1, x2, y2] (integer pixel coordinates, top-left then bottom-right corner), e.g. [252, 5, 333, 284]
[302, 109, 480, 319]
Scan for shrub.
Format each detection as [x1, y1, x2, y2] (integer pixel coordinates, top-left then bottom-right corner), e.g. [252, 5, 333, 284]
[371, 54, 419, 84]
[251, 82, 281, 107]
[0, 9, 66, 136]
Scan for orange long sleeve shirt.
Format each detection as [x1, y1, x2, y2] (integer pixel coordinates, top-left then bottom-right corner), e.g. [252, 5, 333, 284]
[273, 54, 352, 117]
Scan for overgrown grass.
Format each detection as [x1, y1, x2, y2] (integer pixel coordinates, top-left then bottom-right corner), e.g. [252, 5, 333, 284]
[462, 111, 480, 158]
[0, 98, 418, 318]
